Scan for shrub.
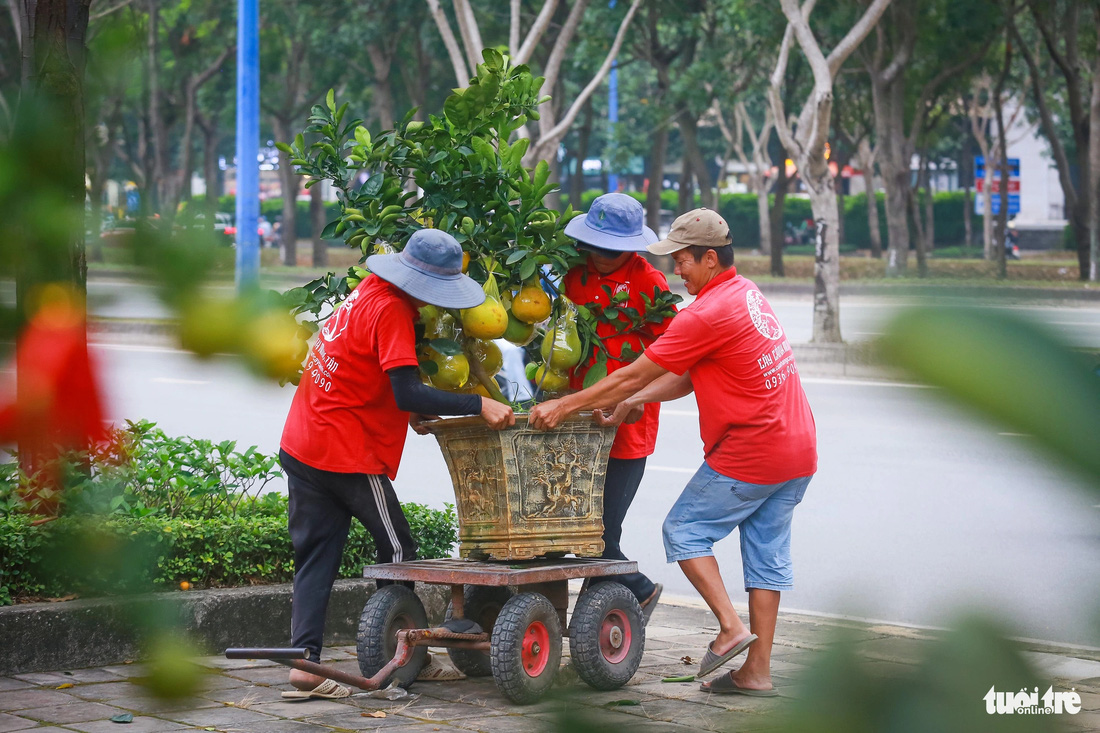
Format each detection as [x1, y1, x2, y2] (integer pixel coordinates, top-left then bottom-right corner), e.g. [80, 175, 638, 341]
[0, 503, 457, 603]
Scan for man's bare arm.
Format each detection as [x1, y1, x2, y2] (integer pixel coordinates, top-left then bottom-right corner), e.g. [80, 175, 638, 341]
[594, 371, 693, 427]
[528, 355, 668, 430]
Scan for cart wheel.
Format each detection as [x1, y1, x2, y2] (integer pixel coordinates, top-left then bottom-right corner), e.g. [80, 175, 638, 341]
[357, 584, 428, 688]
[490, 592, 562, 704]
[568, 582, 645, 690]
[444, 586, 514, 677]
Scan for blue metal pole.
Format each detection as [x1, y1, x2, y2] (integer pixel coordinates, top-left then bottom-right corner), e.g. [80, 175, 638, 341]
[606, 0, 618, 194]
[235, 0, 260, 292]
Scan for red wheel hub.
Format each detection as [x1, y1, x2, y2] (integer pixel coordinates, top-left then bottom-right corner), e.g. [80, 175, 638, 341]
[599, 609, 631, 664]
[521, 620, 550, 676]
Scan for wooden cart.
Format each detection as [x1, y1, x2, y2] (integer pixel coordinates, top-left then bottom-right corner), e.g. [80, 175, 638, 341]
[226, 557, 647, 705]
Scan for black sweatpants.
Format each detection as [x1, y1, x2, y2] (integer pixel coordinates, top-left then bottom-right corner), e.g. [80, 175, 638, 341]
[281, 450, 418, 662]
[595, 456, 657, 603]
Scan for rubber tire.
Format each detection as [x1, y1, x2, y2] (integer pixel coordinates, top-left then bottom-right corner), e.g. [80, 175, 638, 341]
[444, 586, 514, 677]
[489, 592, 562, 705]
[357, 584, 429, 688]
[568, 582, 645, 690]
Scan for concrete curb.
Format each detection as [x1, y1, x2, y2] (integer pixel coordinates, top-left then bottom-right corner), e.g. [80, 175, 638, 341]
[0, 579, 448, 676]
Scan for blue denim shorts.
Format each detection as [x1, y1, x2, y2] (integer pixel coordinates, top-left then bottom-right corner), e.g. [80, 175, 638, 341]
[661, 463, 812, 591]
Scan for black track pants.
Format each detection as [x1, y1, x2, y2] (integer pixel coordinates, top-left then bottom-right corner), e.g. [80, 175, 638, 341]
[595, 456, 657, 603]
[281, 450, 418, 662]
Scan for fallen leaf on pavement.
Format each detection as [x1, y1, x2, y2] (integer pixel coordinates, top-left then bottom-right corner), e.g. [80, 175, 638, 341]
[362, 711, 387, 718]
[56, 683, 74, 689]
[680, 655, 694, 665]
[109, 713, 133, 723]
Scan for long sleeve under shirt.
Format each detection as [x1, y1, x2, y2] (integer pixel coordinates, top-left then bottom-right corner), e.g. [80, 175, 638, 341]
[387, 366, 482, 416]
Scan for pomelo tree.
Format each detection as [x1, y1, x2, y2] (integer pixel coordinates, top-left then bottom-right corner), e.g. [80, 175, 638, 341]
[280, 50, 679, 403]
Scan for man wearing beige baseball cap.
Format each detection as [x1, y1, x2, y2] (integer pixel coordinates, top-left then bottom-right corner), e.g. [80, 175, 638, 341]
[531, 207, 817, 697]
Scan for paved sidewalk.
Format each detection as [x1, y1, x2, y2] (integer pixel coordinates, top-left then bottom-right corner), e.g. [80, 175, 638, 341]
[1, 598, 1098, 732]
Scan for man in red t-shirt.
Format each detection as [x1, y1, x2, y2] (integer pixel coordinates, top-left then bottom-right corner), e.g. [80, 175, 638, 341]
[561, 193, 676, 621]
[531, 208, 816, 698]
[280, 229, 514, 697]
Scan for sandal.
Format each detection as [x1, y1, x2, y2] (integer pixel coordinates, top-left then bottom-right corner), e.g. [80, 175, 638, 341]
[281, 678, 351, 700]
[697, 633, 757, 678]
[701, 671, 778, 697]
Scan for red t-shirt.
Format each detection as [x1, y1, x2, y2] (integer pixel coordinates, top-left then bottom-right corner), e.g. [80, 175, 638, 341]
[646, 268, 817, 484]
[563, 254, 676, 459]
[280, 276, 420, 478]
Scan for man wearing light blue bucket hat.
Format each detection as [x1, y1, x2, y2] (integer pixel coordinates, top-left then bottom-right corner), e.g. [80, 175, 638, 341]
[280, 228, 515, 698]
[561, 193, 679, 624]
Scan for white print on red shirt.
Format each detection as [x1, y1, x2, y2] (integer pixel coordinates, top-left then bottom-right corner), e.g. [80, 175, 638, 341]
[757, 340, 797, 390]
[321, 289, 361, 343]
[614, 282, 630, 296]
[746, 289, 783, 341]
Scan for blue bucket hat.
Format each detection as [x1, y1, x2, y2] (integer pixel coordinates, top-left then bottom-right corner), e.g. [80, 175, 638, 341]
[564, 192, 658, 252]
[366, 229, 485, 309]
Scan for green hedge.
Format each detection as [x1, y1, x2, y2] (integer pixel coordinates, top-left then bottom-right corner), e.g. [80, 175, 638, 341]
[567, 189, 984, 249]
[0, 503, 456, 604]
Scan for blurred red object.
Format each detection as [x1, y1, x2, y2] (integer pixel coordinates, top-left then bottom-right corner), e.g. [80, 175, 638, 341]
[0, 288, 108, 515]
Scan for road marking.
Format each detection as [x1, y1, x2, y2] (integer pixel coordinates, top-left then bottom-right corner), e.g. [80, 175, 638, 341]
[998, 432, 1029, 437]
[151, 377, 209, 385]
[648, 466, 698, 474]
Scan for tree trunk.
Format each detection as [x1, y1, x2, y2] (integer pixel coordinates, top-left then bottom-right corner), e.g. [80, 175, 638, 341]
[273, 117, 297, 266]
[981, 162, 994, 258]
[569, 99, 593, 207]
[1090, 31, 1100, 281]
[755, 175, 771, 255]
[146, 0, 165, 215]
[310, 181, 326, 267]
[543, 154, 562, 213]
[864, 170, 882, 258]
[769, 164, 788, 278]
[882, 164, 909, 276]
[804, 173, 842, 343]
[202, 124, 220, 225]
[835, 174, 846, 249]
[923, 163, 935, 257]
[678, 149, 694, 213]
[678, 111, 714, 209]
[646, 122, 669, 232]
[961, 137, 974, 248]
[910, 153, 928, 278]
[871, 76, 910, 276]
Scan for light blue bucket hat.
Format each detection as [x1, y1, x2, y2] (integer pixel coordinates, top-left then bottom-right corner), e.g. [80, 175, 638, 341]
[564, 192, 658, 252]
[366, 229, 485, 309]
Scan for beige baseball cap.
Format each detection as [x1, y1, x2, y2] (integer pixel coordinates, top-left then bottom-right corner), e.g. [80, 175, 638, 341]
[647, 208, 731, 255]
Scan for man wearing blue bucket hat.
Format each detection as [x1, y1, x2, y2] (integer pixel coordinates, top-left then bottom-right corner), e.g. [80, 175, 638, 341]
[280, 228, 515, 698]
[561, 193, 677, 623]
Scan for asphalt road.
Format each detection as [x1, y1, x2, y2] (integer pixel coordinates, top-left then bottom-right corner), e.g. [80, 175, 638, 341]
[76, 339, 1100, 648]
[82, 279, 1100, 349]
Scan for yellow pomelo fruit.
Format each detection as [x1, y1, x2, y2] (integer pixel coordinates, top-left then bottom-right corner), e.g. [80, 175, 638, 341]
[179, 298, 241, 357]
[540, 319, 582, 371]
[246, 310, 308, 379]
[511, 281, 552, 323]
[460, 295, 508, 339]
[467, 338, 503, 376]
[533, 364, 569, 392]
[423, 349, 469, 390]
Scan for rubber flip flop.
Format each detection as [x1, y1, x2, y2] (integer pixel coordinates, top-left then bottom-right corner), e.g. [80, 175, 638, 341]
[701, 671, 778, 697]
[640, 583, 663, 626]
[697, 634, 758, 678]
[281, 678, 351, 700]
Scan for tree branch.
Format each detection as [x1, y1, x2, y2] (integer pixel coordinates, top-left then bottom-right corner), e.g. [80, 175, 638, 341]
[541, 0, 587, 98]
[528, 0, 640, 160]
[452, 0, 484, 73]
[425, 0, 469, 86]
[1012, 17, 1078, 211]
[824, 0, 893, 78]
[514, 0, 560, 65]
[769, 22, 800, 159]
[90, 0, 134, 21]
[509, 0, 520, 55]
